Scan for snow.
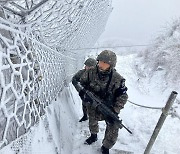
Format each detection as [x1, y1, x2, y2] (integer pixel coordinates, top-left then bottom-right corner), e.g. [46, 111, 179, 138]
[70, 53, 180, 154]
[1, 54, 180, 154]
[1, 0, 180, 154]
[1, 53, 180, 154]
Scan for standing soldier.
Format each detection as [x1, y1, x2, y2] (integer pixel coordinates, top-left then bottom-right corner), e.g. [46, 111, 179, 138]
[79, 50, 128, 154]
[72, 58, 97, 122]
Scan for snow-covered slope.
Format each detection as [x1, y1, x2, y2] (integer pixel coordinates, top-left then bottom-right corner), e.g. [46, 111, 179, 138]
[1, 53, 180, 154]
[137, 18, 180, 92]
[0, 86, 81, 154]
[71, 53, 180, 154]
[115, 54, 180, 154]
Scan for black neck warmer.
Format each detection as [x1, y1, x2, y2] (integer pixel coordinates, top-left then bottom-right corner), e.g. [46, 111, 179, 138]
[96, 65, 112, 80]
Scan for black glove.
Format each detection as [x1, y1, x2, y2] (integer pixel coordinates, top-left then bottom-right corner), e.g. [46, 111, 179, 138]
[79, 89, 86, 100]
[79, 89, 93, 103]
[84, 94, 93, 103]
[106, 116, 115, 124]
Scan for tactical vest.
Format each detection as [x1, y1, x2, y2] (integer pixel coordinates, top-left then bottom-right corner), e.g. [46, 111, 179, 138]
[86, 67, 127, 108]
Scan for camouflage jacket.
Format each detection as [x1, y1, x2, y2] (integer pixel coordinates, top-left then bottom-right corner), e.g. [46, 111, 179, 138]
[80, 66, 128, 114]
[72, 69, 86, 92]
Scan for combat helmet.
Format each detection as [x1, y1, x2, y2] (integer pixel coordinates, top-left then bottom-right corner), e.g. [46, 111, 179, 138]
[84, 58, 97, 67]
[97, 50, 117, 68]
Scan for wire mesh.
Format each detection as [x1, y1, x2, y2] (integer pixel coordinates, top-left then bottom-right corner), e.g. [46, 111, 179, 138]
[0, 0, 112, 151]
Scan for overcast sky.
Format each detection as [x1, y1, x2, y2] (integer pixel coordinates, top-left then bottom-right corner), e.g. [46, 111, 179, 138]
[99, 0, 180, 44]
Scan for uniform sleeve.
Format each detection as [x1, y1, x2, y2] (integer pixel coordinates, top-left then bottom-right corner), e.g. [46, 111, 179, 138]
[113, 79, 128, 114]
[72, 70, 84, 92]
[79, 69, 90, 89]
[113, 93, 128, 114]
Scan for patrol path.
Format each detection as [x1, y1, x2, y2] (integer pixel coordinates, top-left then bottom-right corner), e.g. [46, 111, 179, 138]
[71, 120, 133, 154]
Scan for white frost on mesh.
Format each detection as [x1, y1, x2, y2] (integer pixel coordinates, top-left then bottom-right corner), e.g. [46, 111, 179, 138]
[0, 0, 112, 151]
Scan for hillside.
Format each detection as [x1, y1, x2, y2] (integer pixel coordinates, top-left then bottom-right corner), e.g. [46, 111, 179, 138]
[1, 53, 179, 154]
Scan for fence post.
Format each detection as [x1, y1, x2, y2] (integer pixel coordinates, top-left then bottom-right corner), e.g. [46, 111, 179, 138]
[144, 91, 178, 154]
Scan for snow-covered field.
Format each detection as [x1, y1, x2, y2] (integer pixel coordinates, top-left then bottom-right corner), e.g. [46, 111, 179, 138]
[1, 53, 180, 154]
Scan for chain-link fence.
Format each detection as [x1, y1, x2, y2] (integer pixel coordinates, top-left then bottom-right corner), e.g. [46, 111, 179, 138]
[0, 0, 112, 150]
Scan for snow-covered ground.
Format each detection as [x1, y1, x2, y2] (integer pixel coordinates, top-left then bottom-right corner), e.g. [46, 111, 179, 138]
[71, 53, 180, 154]
[1, 53, 180, 154]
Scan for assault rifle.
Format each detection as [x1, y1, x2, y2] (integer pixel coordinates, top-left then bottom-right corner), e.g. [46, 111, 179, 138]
[79, 85, 132, 134]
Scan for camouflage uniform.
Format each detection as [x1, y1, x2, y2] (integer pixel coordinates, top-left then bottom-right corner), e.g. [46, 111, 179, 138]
[72, 69, 87, 116]
[80, 50, 128, 149]
[72, 58, 97, 121]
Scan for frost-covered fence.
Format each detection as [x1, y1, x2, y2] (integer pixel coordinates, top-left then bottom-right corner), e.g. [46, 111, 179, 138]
[0, 0, 112, 149]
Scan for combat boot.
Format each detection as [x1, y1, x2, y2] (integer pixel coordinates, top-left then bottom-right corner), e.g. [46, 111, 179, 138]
[101, 146, 109, 154]
[79, 115, 88, 122]
[84, 134, 97, 145]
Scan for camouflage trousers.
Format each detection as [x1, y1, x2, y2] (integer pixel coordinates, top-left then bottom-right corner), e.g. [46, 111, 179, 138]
[87, 105, 119, 149]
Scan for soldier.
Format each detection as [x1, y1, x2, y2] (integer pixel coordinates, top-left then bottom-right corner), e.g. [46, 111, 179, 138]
[72, 58, 97, 122]
[79, 50, 128, 154]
